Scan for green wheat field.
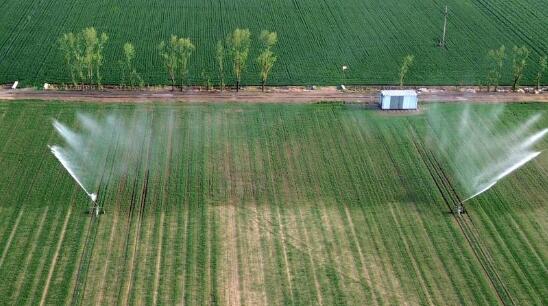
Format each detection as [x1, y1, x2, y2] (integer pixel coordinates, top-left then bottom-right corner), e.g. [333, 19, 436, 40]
[0, 101, 546, 305]
[0, 0, 547, 86]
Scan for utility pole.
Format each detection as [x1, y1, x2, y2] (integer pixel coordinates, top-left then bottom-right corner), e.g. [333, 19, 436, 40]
[440, 5, 448, 48]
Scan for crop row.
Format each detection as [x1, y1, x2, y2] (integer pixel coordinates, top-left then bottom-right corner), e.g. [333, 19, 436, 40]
[0, 0, 547, 87]
[0, 102, 546, 304]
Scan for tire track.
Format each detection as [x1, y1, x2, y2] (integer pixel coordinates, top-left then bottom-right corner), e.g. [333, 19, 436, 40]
[0, 207, 24, 268]
[10, 207, 49, 303]
[410, 127, 516, 306]
[123, 110, 153, 305]
[0, 110, 57, 270]
[95, 204, 119, 305]
[296, 206, 324, 306]
[342, 205, 378, 306]
[70, 126, 120, 305]
[114, 168, 141, 304]
[94, 108, 138, 304]
[124, 169, 149, 304]
[376, 126, 436, 305]
[387, 203, 435, 306]
[262, 123, 295, 304]
[39, 205, 73, 306]
[152, 110, 175, 306]
[220, 121, 242, 306]
[95, 165, 130, 304]
[152, 211, 165, 306]
[314, 110, 390, 304]
[279, 124, 325, 305]
[23, 209, 64, 305]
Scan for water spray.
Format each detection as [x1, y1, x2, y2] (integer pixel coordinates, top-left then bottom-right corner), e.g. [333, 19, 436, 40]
[49, 145, 97, 203]
[428, 105, 547, 205]
[49, 111, 152, 215]
[461, 150, 543, 203]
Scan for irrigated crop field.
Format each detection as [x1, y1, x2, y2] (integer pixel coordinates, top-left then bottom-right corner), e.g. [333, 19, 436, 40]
[0, 101, 546, 305]
[0, 0, 547, 86]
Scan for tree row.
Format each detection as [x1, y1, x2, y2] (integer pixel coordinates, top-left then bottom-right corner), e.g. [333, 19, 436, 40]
[58, 27, 546, 92]
[59, 27, 277, 92]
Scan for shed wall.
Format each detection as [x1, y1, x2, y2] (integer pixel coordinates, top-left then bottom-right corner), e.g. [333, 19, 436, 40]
[379, 94, 417, 110]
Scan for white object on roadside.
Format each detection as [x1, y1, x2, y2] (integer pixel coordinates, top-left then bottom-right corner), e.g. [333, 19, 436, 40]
[11, 81, 18, 89]
[44, 83, 50, 90]
[340, 84, 347, 91]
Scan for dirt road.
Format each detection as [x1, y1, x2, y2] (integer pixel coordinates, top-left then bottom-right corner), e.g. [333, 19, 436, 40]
[0, 87, 546, 104]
